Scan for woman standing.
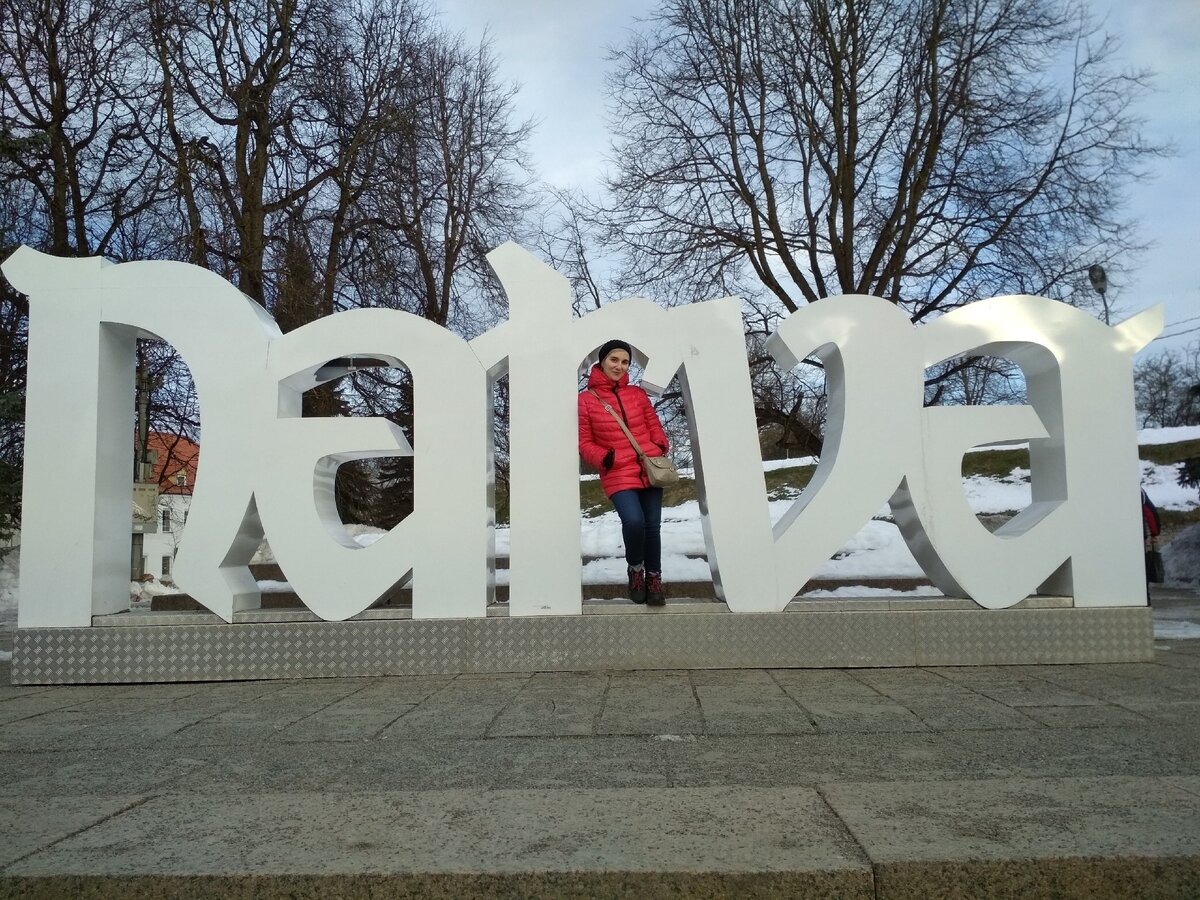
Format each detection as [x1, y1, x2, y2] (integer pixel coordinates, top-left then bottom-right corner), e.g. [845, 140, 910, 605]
[578, 339, 670, 605]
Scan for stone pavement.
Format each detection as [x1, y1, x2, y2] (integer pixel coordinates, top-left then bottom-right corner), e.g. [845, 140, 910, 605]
[0, 599, 1199, 899]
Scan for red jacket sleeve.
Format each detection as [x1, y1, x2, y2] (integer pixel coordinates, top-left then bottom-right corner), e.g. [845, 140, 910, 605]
[578, 392, 609, 470]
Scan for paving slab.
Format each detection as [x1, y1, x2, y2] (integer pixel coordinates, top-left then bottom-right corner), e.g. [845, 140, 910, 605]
[1016, 702, 1156, 728]
[1012, 662, 1200, 703]
[656, 732, 1015, 786]
[5, 787, 872, 878]
[170, 739, 497, 794]
[690, 670, 816, 734]
[767, 668, 892, 699]
[924, 665, 1112, 706]
[798, 699, 929, 733]
[375, 674, 529, 741]
[0, 690, 101, 727]
[770, 669, 931, 732]
[596, 671, 703, 735]
[823, 775, 1200, 861]
[1118, 699, 1200, 729]
[274, 679, 440, 742]
[943, 724, 1200, 779]
[893, 698, 1042, 730]
[3, 749, 209, 797]
[849, 667, 993, 701]
[150, 680, 376, 748]
[485, 672, 609, 737]
[1163, 776, 1200, 799]
[3, 619, 1200, 898]
[0, 796, 148, 868]
[822, 776, 1200, 899]
[474, 736, 677, 790]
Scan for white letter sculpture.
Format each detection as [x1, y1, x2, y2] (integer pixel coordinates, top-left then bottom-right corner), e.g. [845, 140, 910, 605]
[3, 244, 1158, 629]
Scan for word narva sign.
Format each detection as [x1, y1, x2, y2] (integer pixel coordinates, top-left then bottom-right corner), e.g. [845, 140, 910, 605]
[3, 244, 1160, 627]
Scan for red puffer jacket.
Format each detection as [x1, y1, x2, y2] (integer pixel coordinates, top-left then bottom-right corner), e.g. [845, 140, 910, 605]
[578, 365, 669, 497]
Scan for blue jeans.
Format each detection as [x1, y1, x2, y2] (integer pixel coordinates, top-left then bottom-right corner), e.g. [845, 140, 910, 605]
[610, 488, 663, 572]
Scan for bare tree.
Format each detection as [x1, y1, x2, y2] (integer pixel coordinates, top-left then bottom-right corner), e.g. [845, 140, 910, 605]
[347, 29, 534, 526]
[278, 0, 432, 319]
[598, 0, 1165, 447]
[1135, 343, 1200, 429]
[0, 239, 26, 542]
[0, 0, 179, 538]
[135, 0, 426, 525]
[354, 31, 533, 329]
[534, 189, 612, 316]
[1, 0, 536, 530]
[0, 0, 170, 258]
[141, 0, 345, 301]
[603, 0, 1163, 326]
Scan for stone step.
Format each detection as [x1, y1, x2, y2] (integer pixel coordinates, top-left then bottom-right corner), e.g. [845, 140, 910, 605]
[248, 555, 666, 580]
[3, 851, 1194, 900]
[150, 576, 934, 612]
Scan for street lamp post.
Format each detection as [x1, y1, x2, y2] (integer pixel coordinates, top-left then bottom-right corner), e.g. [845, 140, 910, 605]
[1088, 264, 1110, 325]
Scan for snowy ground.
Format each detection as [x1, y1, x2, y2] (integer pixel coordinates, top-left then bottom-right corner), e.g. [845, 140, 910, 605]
[3, 425, 1200, 643]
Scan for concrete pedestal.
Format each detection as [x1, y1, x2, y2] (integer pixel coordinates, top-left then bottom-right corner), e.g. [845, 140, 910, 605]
[10, 597, 1152, 684]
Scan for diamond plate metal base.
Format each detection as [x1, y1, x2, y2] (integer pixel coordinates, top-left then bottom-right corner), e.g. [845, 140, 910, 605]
[10, 600, 1154, 684]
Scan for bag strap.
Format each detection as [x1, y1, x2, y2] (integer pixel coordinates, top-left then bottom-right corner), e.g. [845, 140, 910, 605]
[588, 389, 647, 458]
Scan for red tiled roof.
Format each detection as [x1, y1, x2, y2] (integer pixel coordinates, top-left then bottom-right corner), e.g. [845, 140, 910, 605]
[140, 432, 199, 495]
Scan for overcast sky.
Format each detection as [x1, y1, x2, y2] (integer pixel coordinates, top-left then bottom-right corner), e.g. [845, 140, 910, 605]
[437, 0, 1200, 349]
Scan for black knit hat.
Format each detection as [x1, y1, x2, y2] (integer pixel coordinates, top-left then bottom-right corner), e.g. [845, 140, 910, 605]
[597, 339, 632, 363]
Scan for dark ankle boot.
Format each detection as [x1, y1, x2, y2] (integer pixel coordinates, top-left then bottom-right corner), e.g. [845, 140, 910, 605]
[628, 566, 647, 604]
[646, 571, 665, 606]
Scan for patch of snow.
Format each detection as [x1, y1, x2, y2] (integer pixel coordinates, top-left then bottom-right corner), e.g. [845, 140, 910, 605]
[961, 469, 1032, 514]
[803, 586, 945, 598]
[129, 576, 178, 604]
[337, 523, 386, 539]
[1142, 462, 1200, 510]
[814, 520, 926, 579]
[762, 456, 818, 471]
[580, 554, 711, 584]
[1138, 425, 1200, 446]
[966, 441, 1029, 452]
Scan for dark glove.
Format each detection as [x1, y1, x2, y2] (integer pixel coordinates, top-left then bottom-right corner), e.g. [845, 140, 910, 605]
[602, 448, 615, 470]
